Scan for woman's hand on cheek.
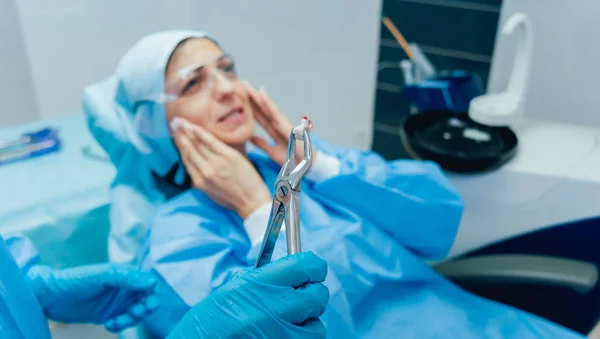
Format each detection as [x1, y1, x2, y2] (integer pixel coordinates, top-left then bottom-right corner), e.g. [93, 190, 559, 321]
[244, 83, 318, 167]
[171, 117, 272, 219]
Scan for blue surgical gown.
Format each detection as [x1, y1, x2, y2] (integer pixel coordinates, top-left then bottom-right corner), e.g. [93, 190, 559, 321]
[0, 234, 52, 338]
[140, 137, 585, 338]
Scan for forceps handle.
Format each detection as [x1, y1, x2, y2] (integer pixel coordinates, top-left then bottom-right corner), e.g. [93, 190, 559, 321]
[285, 190, 302, 254]
[255, 199, 286, 268]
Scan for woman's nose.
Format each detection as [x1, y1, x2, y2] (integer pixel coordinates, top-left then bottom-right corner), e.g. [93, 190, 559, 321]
[211, 70, 235, 99]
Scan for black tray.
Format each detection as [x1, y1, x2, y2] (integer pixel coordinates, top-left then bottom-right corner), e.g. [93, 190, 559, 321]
[400, 110, 518, 173]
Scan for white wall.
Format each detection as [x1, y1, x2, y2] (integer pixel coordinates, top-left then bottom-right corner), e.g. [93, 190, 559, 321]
[488, 0, 600, 128]
[188, 1, 382, 148]
[0, 0, 39, 126]
[15, 0, 195, 120]
[1, 0, 382, 149]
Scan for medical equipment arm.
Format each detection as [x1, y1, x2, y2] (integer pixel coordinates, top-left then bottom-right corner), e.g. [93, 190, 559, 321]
[166, 252, 329, 339]
[309, 135, 464, 260]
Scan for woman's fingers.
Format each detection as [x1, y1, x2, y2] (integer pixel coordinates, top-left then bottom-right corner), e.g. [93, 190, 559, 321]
[174, 127, 208, 186]
[257, 88, 296, 139]
[173, 117, 206, 148]
[172, 117, 227, 158]
[246, 86, 282, 140]
[257, 87, 281, 120]
[175, 129, 199, 160]
[177, 134, 203, 169]
[244, 82, 296, 145]
[253, 102, 290, 145]
[171, 117, 247, 187]
[179, 122, 219, 162]
[245, 82, 289, 140]
[253, 105, 283, 141]
[250, 136, 271, 151]
[245, 82, 274, 122]
[250, 136, 277, 156]
[251, 136, 285, 165]
[257, 88, 291, 132]
[189, 122, 234, 157]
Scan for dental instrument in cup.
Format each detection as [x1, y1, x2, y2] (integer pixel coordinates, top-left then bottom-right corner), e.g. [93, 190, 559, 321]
[255, 117, 313, 268]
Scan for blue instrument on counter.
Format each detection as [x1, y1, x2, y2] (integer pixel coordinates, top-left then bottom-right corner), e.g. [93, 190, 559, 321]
[0, 128, 61, 166]
[401, 70, 484, 112]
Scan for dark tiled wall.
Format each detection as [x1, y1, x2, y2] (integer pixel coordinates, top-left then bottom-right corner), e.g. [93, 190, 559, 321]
[371, 0, 503, 160]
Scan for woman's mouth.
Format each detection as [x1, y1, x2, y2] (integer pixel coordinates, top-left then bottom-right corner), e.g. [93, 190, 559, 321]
[218, 107, 246, 125]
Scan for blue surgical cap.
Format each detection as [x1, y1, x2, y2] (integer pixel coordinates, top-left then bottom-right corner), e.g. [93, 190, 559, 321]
[112, 30, 219, 184]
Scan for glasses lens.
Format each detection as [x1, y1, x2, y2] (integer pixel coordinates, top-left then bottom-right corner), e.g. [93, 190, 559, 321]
[164, 55, 237, 100]
[217, 56, 236, 78]
[168, 65, 209, 97]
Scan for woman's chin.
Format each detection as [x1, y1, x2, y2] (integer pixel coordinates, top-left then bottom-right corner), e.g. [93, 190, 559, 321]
[218, 125, 254, 146]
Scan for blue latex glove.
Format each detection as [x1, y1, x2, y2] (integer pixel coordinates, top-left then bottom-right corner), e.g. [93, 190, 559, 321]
[167, 251, 330, 339]
[27, 264, 160, 333]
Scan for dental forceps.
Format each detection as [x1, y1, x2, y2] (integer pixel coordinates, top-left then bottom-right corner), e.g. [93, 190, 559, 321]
[255, 118, 313, 268]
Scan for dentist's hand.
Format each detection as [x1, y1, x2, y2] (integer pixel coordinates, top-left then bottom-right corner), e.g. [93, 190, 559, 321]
[27, 264, 160, 333]
[167, 251, 330, 339]
[245, 83, 318, 166]
[172, 117, 271, 219]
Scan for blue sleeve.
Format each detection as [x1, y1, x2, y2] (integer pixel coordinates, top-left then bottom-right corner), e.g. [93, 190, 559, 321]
[2, 233, 40, 272]
[108, 182, 157, 264]
[141, 191, 255, 309]
[107, 158, 173, 264]
[310, 135, 464, 260]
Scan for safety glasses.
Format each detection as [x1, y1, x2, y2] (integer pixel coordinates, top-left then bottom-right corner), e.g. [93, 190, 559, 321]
[145, 54, 237, 104]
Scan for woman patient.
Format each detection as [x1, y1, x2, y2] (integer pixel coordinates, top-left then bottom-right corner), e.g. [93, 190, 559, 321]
[86, 31, 585, 338]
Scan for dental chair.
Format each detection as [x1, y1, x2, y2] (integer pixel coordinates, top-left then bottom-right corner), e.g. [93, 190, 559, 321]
[435, 220, 600, 335]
